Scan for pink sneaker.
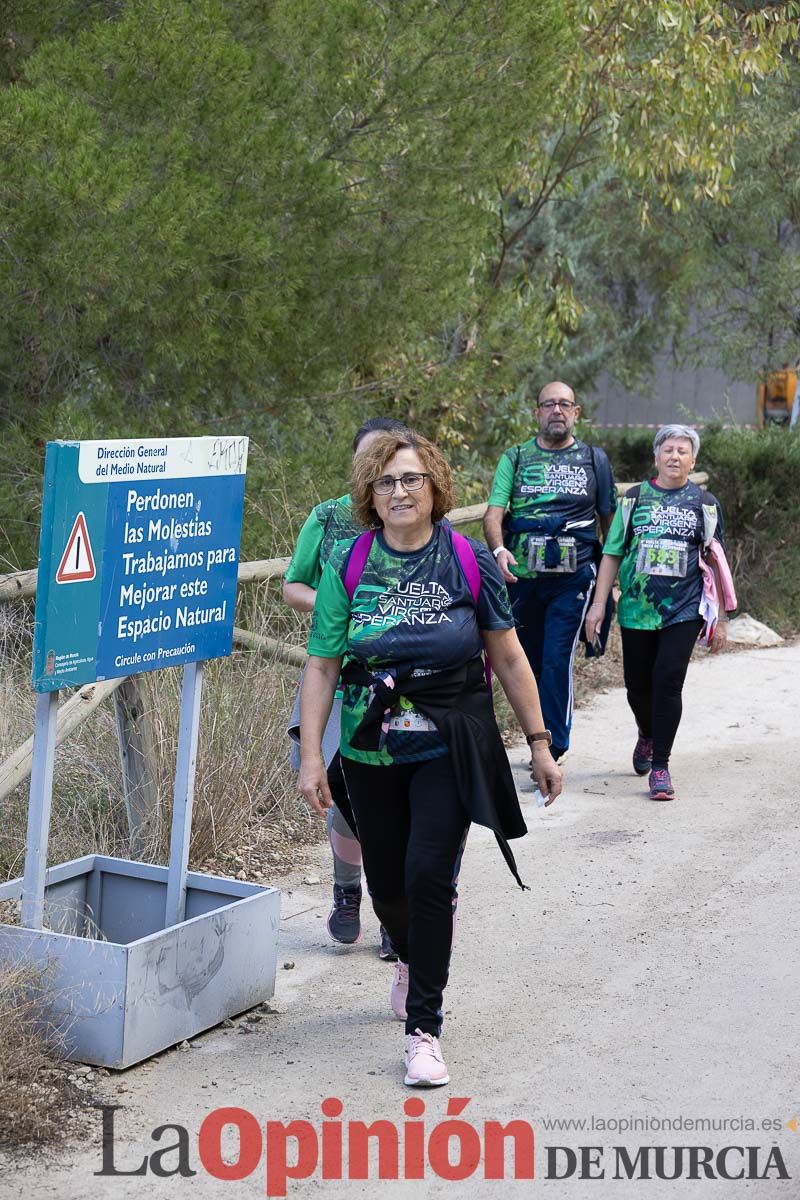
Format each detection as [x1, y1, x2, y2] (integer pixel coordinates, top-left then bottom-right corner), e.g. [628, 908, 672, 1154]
[649, 768, 675, 801]
[404, 1029, 449, 1087]
[391, 961, 409, 1021]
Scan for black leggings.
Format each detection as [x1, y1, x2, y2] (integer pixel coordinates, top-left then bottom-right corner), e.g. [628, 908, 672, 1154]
[620, 619, 703, 770]
[341, 754, 469, 1037]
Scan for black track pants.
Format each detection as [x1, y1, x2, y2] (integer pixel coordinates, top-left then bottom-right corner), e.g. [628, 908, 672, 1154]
[620, 619, 703, 770]
[341, 754, 469, 1037]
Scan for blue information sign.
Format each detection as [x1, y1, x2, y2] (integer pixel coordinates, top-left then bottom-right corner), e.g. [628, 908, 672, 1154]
[32, 436, 248, 691]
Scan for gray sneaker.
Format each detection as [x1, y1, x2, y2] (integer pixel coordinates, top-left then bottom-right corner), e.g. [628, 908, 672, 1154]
[379, 926, 399, 962]
[327, 884, 362, 944]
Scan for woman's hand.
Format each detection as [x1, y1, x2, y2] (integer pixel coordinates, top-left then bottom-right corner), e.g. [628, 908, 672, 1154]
[530, 744, 563, 805]
[709, 621, 728, 655]
[298, 754, 333, 817]
[584, 555, 621, 645]
[584, 600, 605, 645]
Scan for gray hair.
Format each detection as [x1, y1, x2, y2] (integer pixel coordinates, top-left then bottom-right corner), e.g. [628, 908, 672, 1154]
[652, 424, 700, 458]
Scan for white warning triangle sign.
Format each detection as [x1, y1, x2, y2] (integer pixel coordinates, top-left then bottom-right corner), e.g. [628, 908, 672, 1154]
[56, 512, 96, 584]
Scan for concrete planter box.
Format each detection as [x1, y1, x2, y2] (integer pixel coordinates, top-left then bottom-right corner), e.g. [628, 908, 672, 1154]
[0, 854, 280, 1069]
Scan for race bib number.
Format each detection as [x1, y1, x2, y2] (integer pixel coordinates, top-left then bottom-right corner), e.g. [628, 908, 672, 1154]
[388, 709, 437, 733]
[527, 535, 577, 574]
[636, 537, 688, 578]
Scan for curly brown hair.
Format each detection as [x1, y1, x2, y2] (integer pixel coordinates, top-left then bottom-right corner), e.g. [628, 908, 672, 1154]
[349, 431, 456, 528]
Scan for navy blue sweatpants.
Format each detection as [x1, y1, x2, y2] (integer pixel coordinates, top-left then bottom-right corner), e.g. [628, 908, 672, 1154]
[510, 562, 596, 754]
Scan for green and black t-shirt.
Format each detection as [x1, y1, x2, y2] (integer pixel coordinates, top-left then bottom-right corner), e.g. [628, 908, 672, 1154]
[603, 480, 724, 630]
[284, 493, 361, 588]
[308, 524, 514, 765]
[487, 438, 616, 580]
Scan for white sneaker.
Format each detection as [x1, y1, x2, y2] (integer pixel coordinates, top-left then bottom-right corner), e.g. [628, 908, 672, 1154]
[391, 961, 408, 1021]
[404, 1029, 449, 1087]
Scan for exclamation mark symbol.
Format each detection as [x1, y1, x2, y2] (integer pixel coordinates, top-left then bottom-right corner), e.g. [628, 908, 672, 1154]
[75, 536, 81, 571]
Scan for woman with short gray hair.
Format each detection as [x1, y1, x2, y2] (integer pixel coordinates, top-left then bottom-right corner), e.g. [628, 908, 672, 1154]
[653, 423, 700, 458]
[585, 424, 732, 802]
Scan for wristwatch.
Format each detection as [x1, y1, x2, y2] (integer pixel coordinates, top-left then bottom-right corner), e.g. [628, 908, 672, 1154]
[526, 730, 552, 747]
[492, 545, 507, 559]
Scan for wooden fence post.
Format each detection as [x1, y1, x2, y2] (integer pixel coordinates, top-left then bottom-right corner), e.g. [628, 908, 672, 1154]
[114, 676, 158, 858]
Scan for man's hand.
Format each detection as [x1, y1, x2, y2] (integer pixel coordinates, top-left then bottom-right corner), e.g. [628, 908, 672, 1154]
[709, 622, 728, 655]
[298, 755, 333, 817]
[495, 548, 519, 584]
[530, 745, 563, 805]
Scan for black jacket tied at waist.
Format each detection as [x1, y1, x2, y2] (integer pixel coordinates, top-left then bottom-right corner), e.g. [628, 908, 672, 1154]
[341, 657, 529, 889]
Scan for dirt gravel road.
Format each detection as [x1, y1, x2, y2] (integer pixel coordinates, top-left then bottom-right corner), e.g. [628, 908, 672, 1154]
[5, 641, 799, 1199]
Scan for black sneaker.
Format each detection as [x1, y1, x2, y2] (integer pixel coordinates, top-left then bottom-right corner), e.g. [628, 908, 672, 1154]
[379, 925, 399, 961]
[327, 884, 362, 944]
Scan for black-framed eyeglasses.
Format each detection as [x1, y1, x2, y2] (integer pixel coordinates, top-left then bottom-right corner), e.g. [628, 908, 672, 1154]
[371, 472, 430, 496]
[538, 399, 576, 412]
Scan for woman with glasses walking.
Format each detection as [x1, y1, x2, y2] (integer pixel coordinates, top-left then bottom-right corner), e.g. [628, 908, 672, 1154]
[298, 430, 561, 1087]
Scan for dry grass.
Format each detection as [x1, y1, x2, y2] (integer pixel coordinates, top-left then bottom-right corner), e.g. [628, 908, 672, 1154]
[144, 614, 318, 870]
[0, 591, 322, 882]
[0, 959, 86, 1148]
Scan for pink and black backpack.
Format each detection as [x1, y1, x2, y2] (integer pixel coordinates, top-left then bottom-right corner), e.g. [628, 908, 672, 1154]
[341, 526, 491, 685]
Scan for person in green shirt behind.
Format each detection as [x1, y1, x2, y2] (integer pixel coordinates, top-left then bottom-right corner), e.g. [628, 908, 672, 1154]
[284, 417, 408, 956]
[585, 424, 730, 803]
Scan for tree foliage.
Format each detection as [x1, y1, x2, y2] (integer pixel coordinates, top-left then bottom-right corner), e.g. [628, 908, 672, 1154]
[671, 64, 800, 379]
[1, 1, 800, 568]
[362, 0, 800, 453]
[0, 0, 567, 419]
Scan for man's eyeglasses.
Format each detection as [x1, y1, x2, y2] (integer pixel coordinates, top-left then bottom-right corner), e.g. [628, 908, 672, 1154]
[538, 399, 576, 412]
[371, 472, 430, 496]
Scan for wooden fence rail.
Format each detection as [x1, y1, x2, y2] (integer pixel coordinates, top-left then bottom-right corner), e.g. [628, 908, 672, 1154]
[0, 484, 706, 605]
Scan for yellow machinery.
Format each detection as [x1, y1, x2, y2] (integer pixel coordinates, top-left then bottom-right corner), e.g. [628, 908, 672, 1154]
[756, 363, 797, 427]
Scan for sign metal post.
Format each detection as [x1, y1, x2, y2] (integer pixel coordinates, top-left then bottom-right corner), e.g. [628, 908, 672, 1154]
[20, 689, 60, 929]
[165, 660, 205, 927]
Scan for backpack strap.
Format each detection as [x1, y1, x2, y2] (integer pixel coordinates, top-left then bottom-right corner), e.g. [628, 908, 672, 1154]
[450, 529, 493, 689]
[698, 489, 718, 551]
[451, 529, 481, 606]
[344, 527, 484, 608]
[620, 485, 642, 556]
[501, 444, 523, 534]
[322, 497, 338, 536]
[342, 525, 492, 689]
[343, 530, 375, 601]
